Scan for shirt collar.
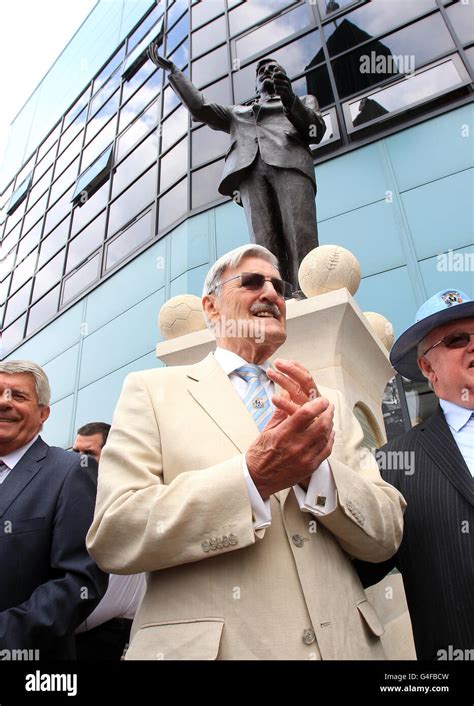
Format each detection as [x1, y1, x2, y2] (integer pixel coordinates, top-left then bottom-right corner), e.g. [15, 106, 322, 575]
[439, 399, 474, 432]
[1, 434, 39, 470]
[214, 347, 270, 376]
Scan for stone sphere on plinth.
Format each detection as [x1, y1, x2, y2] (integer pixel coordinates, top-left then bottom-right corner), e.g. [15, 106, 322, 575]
[364, 312, 394, 351]
[298, 245, 361, 298]
[159, 294, 206, 340]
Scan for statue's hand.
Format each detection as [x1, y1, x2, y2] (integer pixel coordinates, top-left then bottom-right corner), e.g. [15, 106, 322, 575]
[273, 70, 294, 108]
[147, 41, 175, 72]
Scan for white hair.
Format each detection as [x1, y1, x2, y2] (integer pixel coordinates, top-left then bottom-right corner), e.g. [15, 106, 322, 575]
[201, 245, 280, 328]
[0, 360, 51, 405]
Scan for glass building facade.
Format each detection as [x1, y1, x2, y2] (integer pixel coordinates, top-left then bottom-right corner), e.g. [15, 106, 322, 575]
[0, 0, 472, 445]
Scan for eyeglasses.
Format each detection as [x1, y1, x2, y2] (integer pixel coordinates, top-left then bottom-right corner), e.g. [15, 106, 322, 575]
[422, 331, 474, 356]
[210, 272, 293, 299]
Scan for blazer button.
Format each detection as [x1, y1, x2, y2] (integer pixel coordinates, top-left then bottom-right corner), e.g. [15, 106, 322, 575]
[303, 629, 316, 645]
[292, 534, 307, 548]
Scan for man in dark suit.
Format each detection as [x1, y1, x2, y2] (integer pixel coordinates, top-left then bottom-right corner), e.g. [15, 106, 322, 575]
[356, 289, 474, 660]
[148, 44, 326, 290]
[0, 360, 108, 659]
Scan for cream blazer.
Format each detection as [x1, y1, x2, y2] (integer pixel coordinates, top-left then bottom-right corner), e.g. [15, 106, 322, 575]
[87, 353, 405, 660]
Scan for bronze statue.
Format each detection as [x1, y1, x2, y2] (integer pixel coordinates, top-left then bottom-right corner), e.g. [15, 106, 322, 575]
[149, 44, 326, 291]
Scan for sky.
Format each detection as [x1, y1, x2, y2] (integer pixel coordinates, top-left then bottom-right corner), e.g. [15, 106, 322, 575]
[0, 0, 97, 170]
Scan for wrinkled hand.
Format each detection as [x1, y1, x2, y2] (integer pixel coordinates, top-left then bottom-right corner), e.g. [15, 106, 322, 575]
[272, 70, 294, 108]
[267, 359, 320, 410]
[147, 41, 175, 72]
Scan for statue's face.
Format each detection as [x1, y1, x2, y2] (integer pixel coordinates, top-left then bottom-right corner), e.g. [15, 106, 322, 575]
[255, 61, 285, 94]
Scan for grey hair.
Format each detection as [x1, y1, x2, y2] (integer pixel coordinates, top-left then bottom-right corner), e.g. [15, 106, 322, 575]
[201, 244, 280, 329]
[416, 339, 434, 389]
[0, 360, 51, 405]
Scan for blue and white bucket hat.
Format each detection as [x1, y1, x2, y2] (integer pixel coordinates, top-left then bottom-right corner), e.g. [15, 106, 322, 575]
[390, 289, 474, 382]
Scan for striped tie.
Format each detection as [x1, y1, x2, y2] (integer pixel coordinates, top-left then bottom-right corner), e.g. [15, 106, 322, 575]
[236, 364, 273, 431]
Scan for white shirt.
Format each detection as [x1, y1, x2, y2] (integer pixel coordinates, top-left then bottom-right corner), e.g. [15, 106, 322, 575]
[0, 435, 39, 483]
[76, 573, 146, 632]
[214, 348, 336, 530]
[440, 399, 474, 477]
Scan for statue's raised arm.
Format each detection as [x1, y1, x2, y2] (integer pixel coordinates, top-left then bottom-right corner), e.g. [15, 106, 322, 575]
[147, 41, 175, 73]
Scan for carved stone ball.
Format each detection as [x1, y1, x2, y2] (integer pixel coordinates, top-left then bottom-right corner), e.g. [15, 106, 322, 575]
[364, 311, 394, 351]
[159, 294, 206, 340]
[298, 245, 361, 297]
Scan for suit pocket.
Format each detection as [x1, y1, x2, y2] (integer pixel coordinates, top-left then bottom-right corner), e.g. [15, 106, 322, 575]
[2, 517, 46, 536]
[125, 618, 225, 660]
[356, 598, 385, 637]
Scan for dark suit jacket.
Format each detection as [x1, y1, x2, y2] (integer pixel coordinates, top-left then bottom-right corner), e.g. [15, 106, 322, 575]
[355, 406, 474, 660]
[0, 437, 108, 659]
[168, 68, 326, 197]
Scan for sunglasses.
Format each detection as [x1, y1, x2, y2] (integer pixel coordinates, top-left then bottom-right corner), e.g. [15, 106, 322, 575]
[211, 272, 293, 299]
[422, 331, 474, 356]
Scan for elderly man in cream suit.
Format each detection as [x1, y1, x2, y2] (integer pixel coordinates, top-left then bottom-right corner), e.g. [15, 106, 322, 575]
[87, 244, 405, 660]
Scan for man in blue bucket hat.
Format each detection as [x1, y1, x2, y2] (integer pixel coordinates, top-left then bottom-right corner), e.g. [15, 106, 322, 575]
[357, 288, 474, 660]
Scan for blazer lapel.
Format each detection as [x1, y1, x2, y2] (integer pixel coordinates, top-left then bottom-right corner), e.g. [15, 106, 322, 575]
[187, 353, 260, 454]
[0, 437, 48, 517]
[419, 406, 474, 506]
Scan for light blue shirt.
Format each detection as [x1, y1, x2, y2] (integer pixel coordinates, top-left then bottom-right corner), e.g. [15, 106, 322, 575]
[439, 399, 474, 477]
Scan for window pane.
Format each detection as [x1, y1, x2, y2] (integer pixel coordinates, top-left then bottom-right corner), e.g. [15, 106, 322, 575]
[37, 123, 61, 162]
[332, 14, 455, 99]
[345, 58, 464, 129]
[22, 193, 48, 236]
[4, 281, 31, 328]
[90, 70, 121, 119]
[32, 250, 64, 302]
[128, 3, 165, 54]
[159, 177, 188, 232]
[34, 143, 58, 182]
[169, 39, 189, 70]
[71, 180, 109, 237]
[235, 4, 313, 62]
[7, 173, 32, 216]
[317, 0, 360, 18]
[66, 212, 106, 273]
[160, 137, 188, 192]
[64, 87, 90, 130]
[268, 30, 323, 79]
[108, 164, 157, 236]
[10, 250, 37, 295]
[44, 187, 74, 235]
[117, 100, 159, 159]
[17, 220, 43, 262]
[55, 132, 83, 180]
[201, 76, 231, 104]
[50, 156, 80, 205]
[2, 315, 26, 354]
[105, 209, 153, 270]
[446, 2, 474, 45]
[0, 249, 16, 281]
[192, 158, 224, 208]
[192, 0, 225, 29]
[73, 147, 113, 204]
[120, 70, 162, 132]
[2, 221, 22, 254]
[166, 13, 189, 55]
[38, 217, 70, 268]
[28, 165, 53, 209]
[303, 61, 334, 108]
[122, 61, 161, 105]
[112, 130, 158, 198]
[192, 124, 228, 166]
[26, 285, 60, 335]
[94, 46, 126, 94]
[62, 254, 101, 306]
[192, 15, 226, 57]
[192, 44, 228, 88]
[161, 105, 188, 153]
[229, 0, 297, 37]
[163, 83, 181, 117]
[86, 91, 120, 144]
[81, 118, 117, 172]
[167, 0, 188, 28]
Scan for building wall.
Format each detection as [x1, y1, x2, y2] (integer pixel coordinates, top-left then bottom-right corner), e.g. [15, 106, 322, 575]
[7, 102, 472, 449]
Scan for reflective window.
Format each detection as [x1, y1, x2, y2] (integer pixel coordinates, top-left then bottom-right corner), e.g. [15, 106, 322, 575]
[4, 281, 31, 328]
[94, 46, 126, 94]
[229, 0, 297, 37]
[15, 155, 36, 188]
[108, 164, 157, 236]
[122, 61, 160, 105]
[55, 132, 83, 180]
[86, 91, 120, 144]
[317, 0, 361, 19]
[27, 166, 53, 209]
[192, 0, 225, 29]
[233, 58, 259, 103]
[446, 2, 474, 45]
[201, 75, 231, 104]
[38, 217, 70, 268]
[63, 87, 91, 129]
[267, 30, 323, 79]
[302, 60, 334, 108]
[161, 105, 188, 153]
[166, 13, 189, 55]
[44, 187, 74, 236]
[192, 44, 228, 87]
[465, 46, 474, 74]
[332, 14, 455, 100]
[113, 131, 158, 198]
[123, 19, 165, 81]
[0, 277, 10, 309]
[117, 100, 159, 159]
[26, 285, 60, 335]
[235, 4, 313, 62]
[7, 173, 32, 216]
[32, 250, 64, 302]
[62, 253, 100, 306]
[2, 315, 26, 354]
[120, 70, 162, 132]
[0, 249, 16, 281]
[128, 3, 165, 54]
[163, 83, 181, 117]
[66, 211, 106, 273]
[81, 117, 117, 172]
[20, 206, 45, 251]
[59, 107, 87, 154]
[37, 123, 61, 162]
[167, 0, 189, 33]
[4, 196, 27, 232]
[90, 70, 121, 119]
[50, 157, 80, 205]
[71, 181, 108, 237]
[105, 209, 153, 270]
[158, 176, 188, 232]
[10, 250, 37, 295]
[1, 222, 22, 256]
[34, 143, 58, 182]
[169, 39, 189, 70]
[345, 57, 465, 130]
[160, 137, 188, 192]
[323, 0, 437, 55]
[74, 145, 113, 205]
[192, 158, 224, 208]
[192, 124, 229, 167]
[192, 16, 226, 57]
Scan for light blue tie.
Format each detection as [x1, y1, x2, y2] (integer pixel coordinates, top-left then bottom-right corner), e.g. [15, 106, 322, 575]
[236, 364, 273, 431]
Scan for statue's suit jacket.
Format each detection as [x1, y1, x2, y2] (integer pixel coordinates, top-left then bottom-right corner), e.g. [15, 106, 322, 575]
[168, 69, 326, 198]
[87, 353, 405, 660]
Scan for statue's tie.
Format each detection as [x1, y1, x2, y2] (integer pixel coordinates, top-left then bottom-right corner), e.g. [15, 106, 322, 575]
[236, 365, 273, 431]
